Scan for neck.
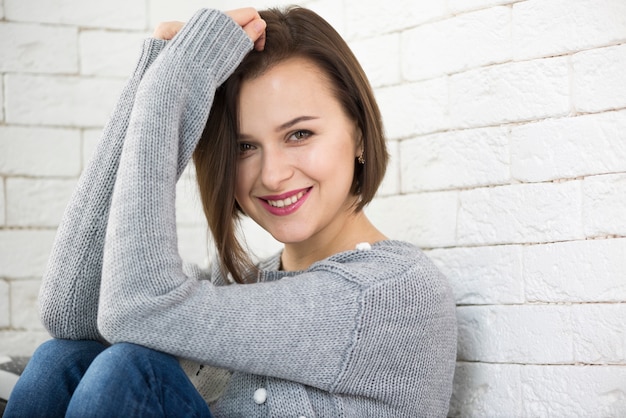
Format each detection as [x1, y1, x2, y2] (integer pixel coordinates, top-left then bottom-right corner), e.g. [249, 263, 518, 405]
[280, 210, 386, 271]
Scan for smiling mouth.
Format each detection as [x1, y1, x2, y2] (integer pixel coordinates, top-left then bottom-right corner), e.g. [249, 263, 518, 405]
[266, 189, 307, 208]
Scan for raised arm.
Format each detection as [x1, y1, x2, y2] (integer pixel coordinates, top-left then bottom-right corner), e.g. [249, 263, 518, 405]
[38, 38, 166, 341]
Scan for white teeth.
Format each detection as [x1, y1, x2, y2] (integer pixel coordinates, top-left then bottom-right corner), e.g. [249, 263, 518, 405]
[267, 191, 305, 208]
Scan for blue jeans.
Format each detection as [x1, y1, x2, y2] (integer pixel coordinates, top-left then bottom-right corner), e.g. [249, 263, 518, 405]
[4, 339, 212, 417]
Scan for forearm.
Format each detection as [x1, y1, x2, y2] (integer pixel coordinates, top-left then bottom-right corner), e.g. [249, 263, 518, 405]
[38, 39, 166, 340]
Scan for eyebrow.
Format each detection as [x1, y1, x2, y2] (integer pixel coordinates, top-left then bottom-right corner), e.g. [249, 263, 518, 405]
[238, 115, 320, 140]
[276, 116, 319, 132]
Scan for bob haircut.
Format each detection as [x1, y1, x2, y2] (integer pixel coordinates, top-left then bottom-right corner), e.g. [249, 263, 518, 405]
[193, 7, 389, 284]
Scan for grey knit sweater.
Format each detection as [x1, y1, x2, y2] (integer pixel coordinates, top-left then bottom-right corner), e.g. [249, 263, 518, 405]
[38, 8, 457, 417]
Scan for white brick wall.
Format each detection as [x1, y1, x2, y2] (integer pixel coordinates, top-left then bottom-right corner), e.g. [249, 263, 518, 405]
[1, 0, 625, 415]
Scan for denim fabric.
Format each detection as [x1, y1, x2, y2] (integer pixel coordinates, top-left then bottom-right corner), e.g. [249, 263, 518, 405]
[4, 339, 211, 418]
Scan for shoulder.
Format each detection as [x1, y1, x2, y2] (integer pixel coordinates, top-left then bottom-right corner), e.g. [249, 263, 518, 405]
[312, 240, 444, 287]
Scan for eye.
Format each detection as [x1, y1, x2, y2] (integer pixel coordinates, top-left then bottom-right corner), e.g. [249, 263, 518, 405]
[238, 142, 255, 156]
[288, 130, 312, 142]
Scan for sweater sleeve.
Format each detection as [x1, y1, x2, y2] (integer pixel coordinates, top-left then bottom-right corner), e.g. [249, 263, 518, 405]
[98, 8, 410, 393]
[38, 38, 166, 341]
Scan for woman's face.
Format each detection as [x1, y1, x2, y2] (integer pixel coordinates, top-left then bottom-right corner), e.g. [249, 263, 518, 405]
[235, 57, 361, 247]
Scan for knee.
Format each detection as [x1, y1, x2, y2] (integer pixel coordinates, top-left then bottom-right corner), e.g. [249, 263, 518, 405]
[92, 343, 175, 375]
[30, 339, 105, 366]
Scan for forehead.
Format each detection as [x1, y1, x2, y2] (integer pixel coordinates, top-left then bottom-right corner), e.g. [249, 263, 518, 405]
[237, 57, 340, 118]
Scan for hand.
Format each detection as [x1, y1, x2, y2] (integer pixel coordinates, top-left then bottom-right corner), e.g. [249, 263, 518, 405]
[153, 7, 266, 51]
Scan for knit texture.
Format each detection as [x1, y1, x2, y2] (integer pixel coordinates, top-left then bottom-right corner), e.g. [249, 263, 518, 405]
[38, 8, 457, 417]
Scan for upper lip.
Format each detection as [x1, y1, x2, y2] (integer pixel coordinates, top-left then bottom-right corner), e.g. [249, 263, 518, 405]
[258, 187, 311, 201]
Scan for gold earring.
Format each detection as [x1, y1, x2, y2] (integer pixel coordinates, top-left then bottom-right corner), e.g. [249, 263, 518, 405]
[358, 151, 365, 164]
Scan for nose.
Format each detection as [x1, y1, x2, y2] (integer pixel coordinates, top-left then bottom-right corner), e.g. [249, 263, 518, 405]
[260, 146, 293, 191]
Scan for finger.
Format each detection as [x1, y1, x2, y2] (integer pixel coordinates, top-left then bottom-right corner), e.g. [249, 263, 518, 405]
[153, 21, 184, 40]
[225, 7, 261, 28]
[241, 18, 267, 51]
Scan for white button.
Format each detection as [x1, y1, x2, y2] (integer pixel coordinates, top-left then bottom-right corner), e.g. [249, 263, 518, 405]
[355, 242, 371, 251]
[253, 388, 267, 405]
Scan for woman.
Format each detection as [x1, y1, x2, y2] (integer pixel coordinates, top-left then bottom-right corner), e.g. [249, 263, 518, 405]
[5, 6, 457, 417]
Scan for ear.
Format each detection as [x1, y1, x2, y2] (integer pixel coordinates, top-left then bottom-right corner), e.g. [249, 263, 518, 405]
[354, 127, 364, 158]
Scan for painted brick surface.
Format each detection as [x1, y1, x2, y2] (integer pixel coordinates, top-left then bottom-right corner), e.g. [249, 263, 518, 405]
[4, 0, 146, 29]
[375, 78, 448, 139]
[5, 74, 124, 127]
[583, 173, 626, 237]
[345, 0, 447, 39]
[80, 30, 149, 77]
[0, 22, 78, 74]
[2, 0, 625, 415]
[6, 178, 76, 227]
[513, 0, 626, 60]
[450, 57, 570, 128]
[402, 7, 511, 81]
[458, 181, 584, 245]
[400, 126, 510, 192]
[0, 180, 4, 226]
[511, 110, 626, 182]
[0, 280, 9, 328]
[0, 126, 81, 177]
[524, 239, 626, 303]
[572, 43, 626, 113]
[427, 245, 524, 305]
[350, 33, 401, 87]
[457, 305, 574, 364]
[366, 191, 458, 248]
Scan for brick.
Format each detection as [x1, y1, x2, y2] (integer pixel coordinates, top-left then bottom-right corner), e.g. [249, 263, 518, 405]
[0, 331, 50, 356]
[458, 181, 584, 245]
[80, 30, 147, 77]
[349, 33, 400, 88]
[366, 191, 457, 248]
[449, 362, 522, 417]
[513, 0, 626, 60]
[524, 239, 626, 303]
[572, 303, 626, 364]
[0, 22, 77, 74]
[583, 174, 626, 237]
[512, 110, 626, 182]
[0, 126, 81, 177]
[572, 43, 626, 113]
[0, 75, 4, 122]
[6, 178, 76, 227]
[402, 7, 511, 81]
[0, 230, 56, 278]
[427, 245, 524, 305]
[521, 365, 626, 416]
[457, 305, 574, 363]
[5, 74, 124, 127]
[238, 215, 283, 262]
[450, 57, 570, 129]
[4, 0, 145, 30]
[344, 0, 447, 39]
[0, 180, 4, 226]
[10, 279, 44, 330]
[0, 280, 9, 328]
[375, 78, 448, 139]
[400, 126, 510, 192]
[448, 0, 517, 14]
[377, 140, 400, 197]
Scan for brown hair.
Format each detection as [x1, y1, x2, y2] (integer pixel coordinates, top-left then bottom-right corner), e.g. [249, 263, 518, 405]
[193, 7, 388, 283]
